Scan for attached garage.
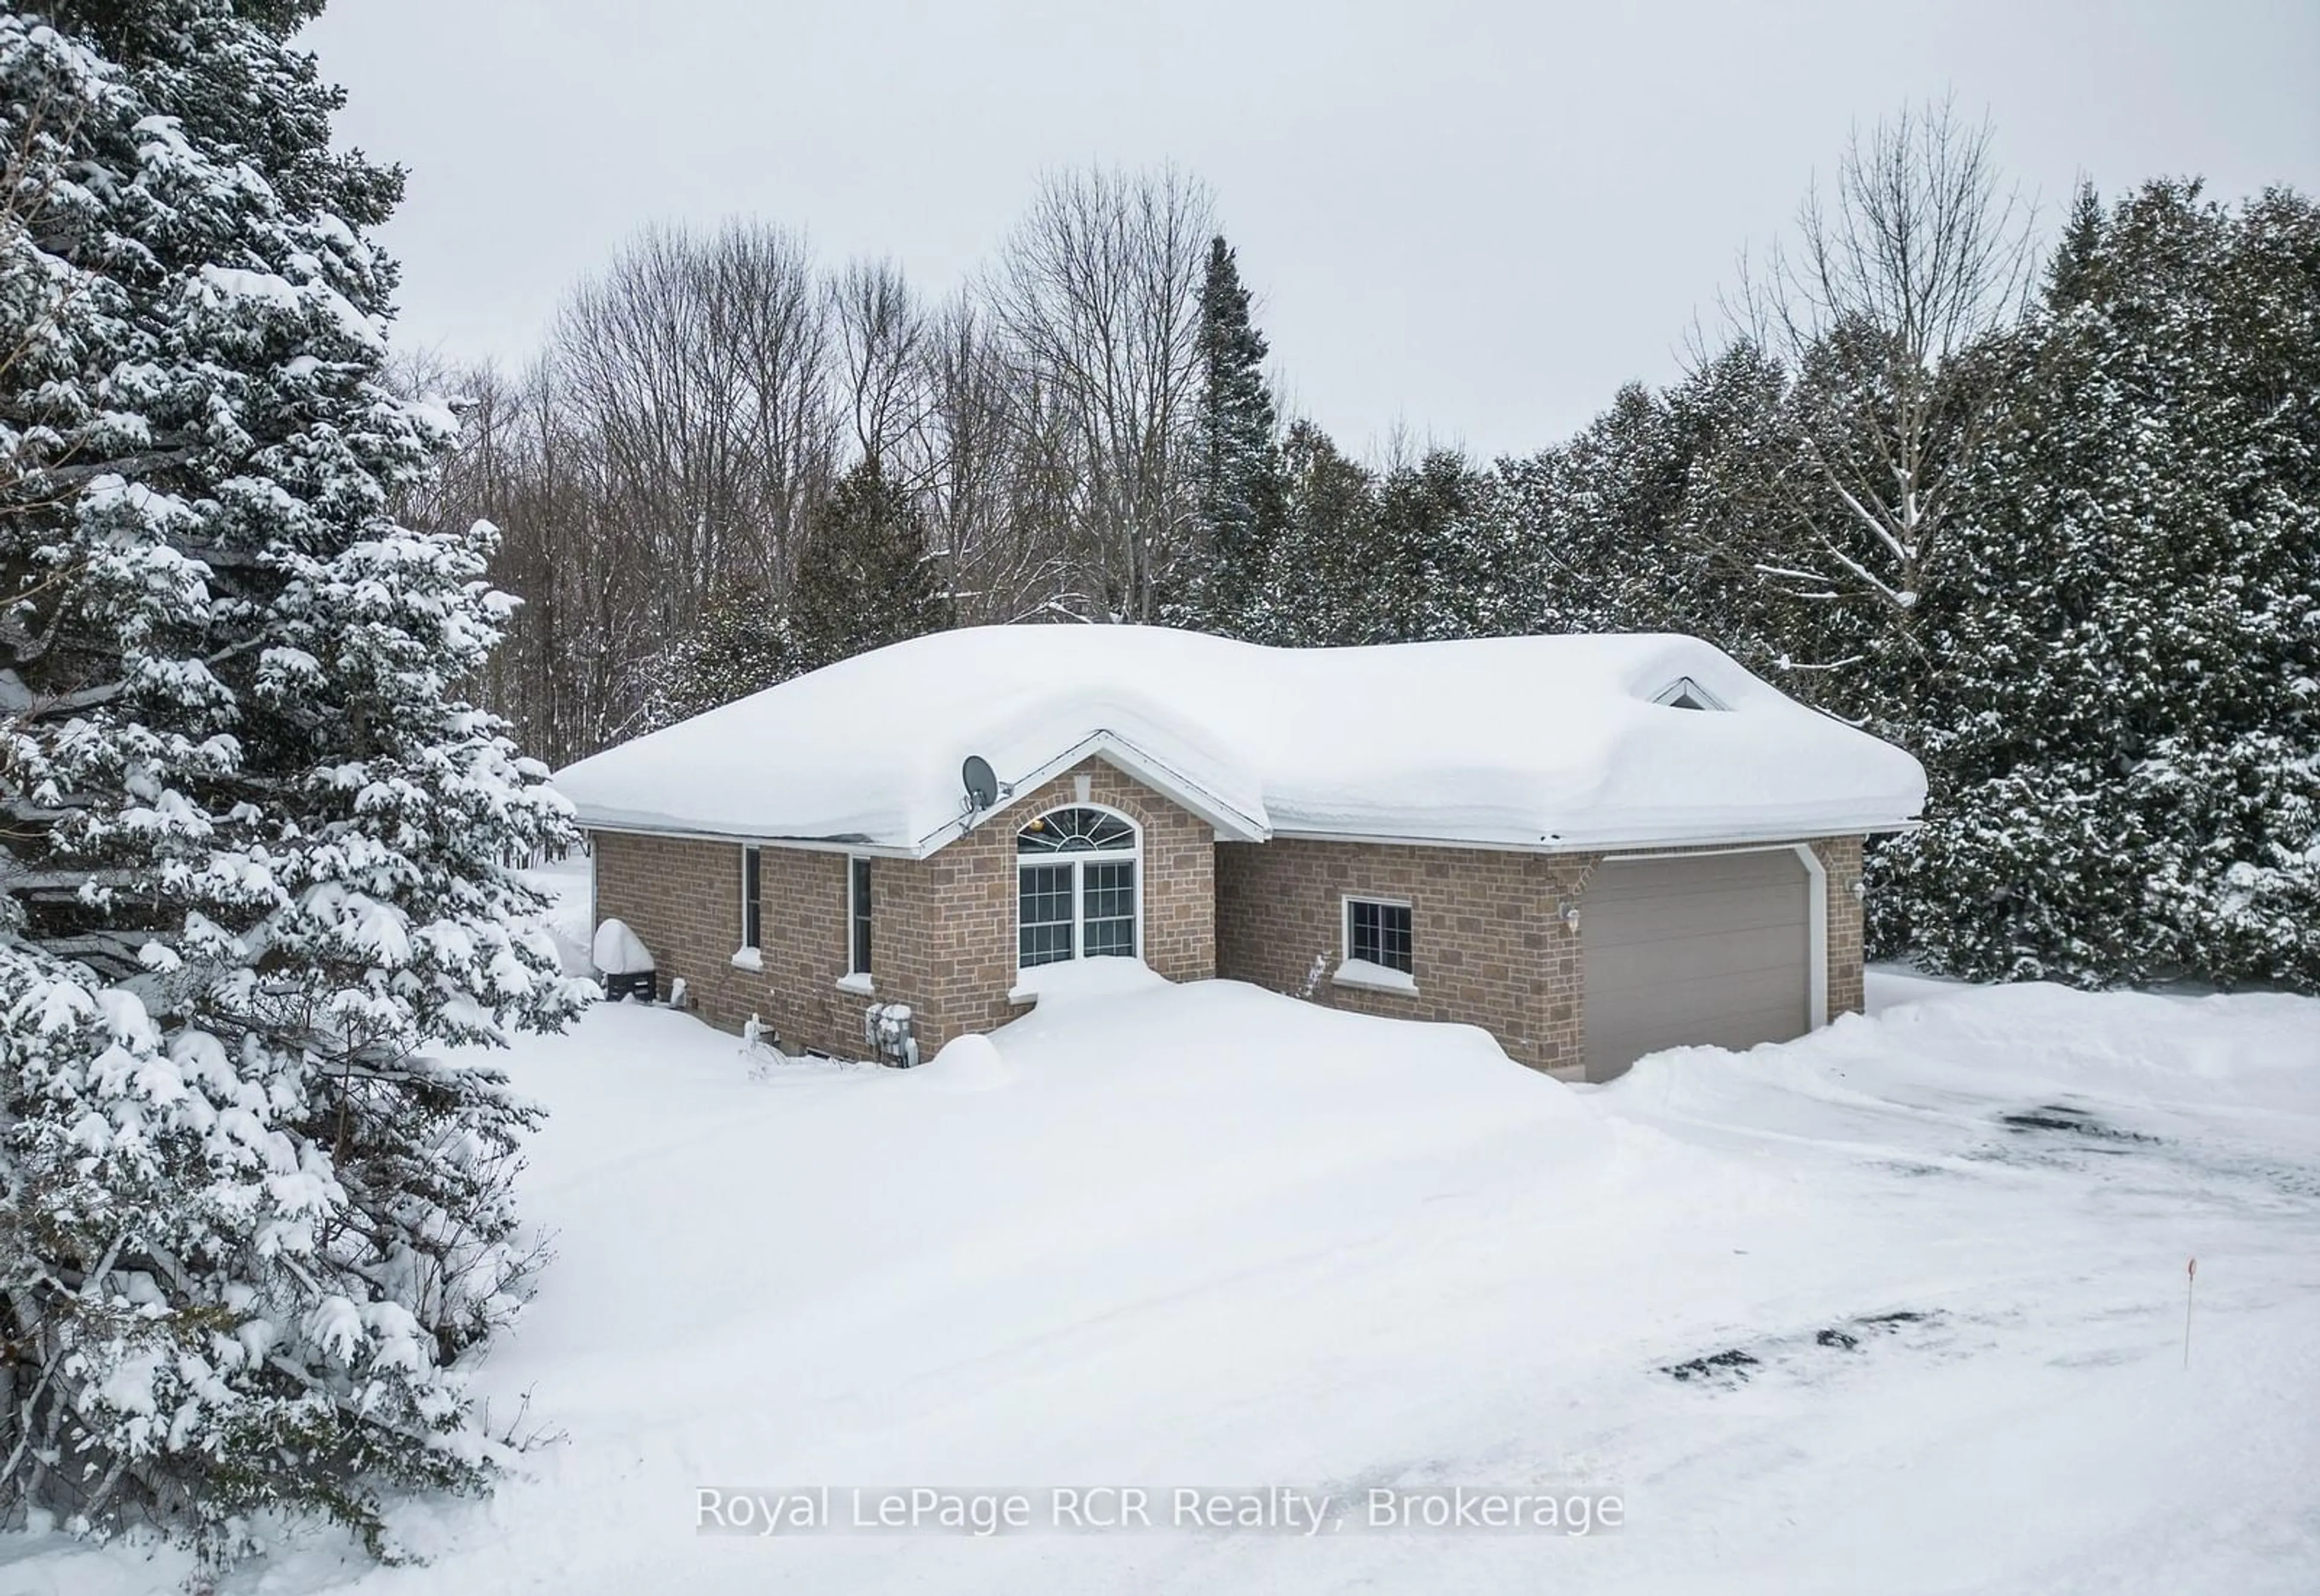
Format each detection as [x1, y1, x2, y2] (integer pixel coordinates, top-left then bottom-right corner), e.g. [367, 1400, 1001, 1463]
[1581, 848, 1821, 1082]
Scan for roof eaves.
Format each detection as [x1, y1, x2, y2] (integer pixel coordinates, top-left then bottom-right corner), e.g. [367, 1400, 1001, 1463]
[1270, 812, 1924, 854]
[573, 817, 924, 857]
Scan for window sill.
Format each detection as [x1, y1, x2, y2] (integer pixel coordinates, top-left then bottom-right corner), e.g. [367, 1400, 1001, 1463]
[729, 948, 763, 972]
[1332, 958, 1417, 995]
[834, 971, 875, 996]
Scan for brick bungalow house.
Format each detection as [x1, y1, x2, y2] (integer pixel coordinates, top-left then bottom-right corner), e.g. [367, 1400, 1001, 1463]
[555, 626, 1925, 1081]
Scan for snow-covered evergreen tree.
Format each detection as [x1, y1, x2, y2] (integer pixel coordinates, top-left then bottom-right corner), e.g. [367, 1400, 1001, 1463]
[789, 456, 947, 674]
[0, 0, 581, 1557]
[638, 579, 802, 730]
[1374, 448, 1479, 642]
[1877, 182, 2320, 988]
[1177, 236, 1281, 636]
[1234, 419, 1364, 645]
[1452, 349, 1792, 655]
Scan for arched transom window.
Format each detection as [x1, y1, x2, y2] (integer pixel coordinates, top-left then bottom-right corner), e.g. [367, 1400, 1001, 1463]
[1017, 805, 1139, 967]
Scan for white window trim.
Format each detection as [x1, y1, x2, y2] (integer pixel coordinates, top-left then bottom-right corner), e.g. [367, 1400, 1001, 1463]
[834, 971, 874, 996]
[1014, 803, 1143, 972]
[739, 845, 762, 953]
[1336, 893, 1417, 993]
[1652, 675, 1731, 711]
[846, 855, 873, 979]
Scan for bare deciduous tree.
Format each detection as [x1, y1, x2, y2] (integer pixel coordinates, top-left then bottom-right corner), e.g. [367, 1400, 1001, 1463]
[407, 171, 1229, 757]
[990, 166, 1214, 622]
[834, 257, 929, 475]
[1715, 97, 2035, 686]
[558, 221, 836, 607]
[918, 296, 1073, 623]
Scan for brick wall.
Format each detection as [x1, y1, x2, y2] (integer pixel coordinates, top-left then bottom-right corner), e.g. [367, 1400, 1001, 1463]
[594, 806, 1868, 1072]
[1811, 834, 1867, 1017]
[587, 831, 758, 1030]
[874, 758, 1216, 1053]
[587, 756, 1214, 1059]
[755, 846, 862, 1056]
[1214, 838, 1595, 1071]
[1216, 835, 1870, 1074]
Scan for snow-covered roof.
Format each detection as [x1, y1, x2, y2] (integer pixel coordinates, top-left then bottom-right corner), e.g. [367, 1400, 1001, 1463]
[552, 626, 1926, 855]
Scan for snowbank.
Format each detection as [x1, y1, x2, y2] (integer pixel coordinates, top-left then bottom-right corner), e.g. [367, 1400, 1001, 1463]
[28, 893, 2315, 1594]
[552, 626, 1927, 853]
[1613, 970, 2320, 1140]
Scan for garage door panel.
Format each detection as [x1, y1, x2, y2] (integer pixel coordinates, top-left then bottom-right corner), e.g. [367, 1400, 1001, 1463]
[1593, 964, 1811, 1017]
[1587, 925, 1809, 988]
[1616, 991, 1808, 1041]
[1583, 851, 1812, 1082]
[1586, 888, 1812, 945]
[1587, 937, 1809, 993]
[1598, 852, 1798, 890]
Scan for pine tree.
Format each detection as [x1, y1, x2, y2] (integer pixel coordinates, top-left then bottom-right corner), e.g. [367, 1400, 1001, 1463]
[1667, 340, 1869, 704]
[1179, 236, 1281, 635]
[0, 1, 579, 1557]
[639, 581, 802, 730]
[789, 457, 948, 673]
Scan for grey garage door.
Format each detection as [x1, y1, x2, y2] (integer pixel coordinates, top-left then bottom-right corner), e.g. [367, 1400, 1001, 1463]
[1582, 849, 1812, 1082]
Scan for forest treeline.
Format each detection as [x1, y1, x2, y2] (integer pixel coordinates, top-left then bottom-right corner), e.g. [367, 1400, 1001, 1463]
[411, 107, 2320, 991]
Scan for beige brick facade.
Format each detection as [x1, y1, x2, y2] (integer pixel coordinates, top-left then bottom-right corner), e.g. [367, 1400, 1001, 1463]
[1214, 838, 1596, 1070]
[588, 756, 1214, 1060]
[591, 770, 1867, 1072]
[1812, 834, 1868, 1018]
[1214, 834, 1869, 1073]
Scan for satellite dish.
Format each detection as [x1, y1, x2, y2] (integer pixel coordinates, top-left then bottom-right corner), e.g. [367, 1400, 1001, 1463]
[961, 755, 1000, 812]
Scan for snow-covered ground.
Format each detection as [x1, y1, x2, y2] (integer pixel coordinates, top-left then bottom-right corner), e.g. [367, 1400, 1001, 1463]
[14, 863, 2319, 1593]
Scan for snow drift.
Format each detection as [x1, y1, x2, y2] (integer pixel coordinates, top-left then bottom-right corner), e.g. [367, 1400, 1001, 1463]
[25, 942, 2319, 1594]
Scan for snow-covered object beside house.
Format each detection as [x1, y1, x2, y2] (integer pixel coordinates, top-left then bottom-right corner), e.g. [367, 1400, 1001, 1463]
[591, 919, 654, 976]
[552, 626, 1927, 854]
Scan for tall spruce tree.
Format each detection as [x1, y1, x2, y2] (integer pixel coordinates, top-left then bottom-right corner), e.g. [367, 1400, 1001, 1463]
[0, 0, 579, 1557]
[789, 457, 947, 673]
[1181, 236, 1280, 635]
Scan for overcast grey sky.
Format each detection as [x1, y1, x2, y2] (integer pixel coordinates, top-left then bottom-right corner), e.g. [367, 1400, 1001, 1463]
[300, 0, 2319, 460]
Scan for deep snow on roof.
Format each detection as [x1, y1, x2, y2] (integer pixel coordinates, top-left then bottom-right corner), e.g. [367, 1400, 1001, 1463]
[552, 626, 1927, 854]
